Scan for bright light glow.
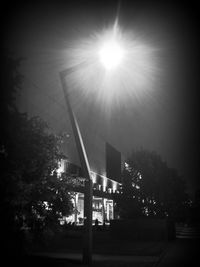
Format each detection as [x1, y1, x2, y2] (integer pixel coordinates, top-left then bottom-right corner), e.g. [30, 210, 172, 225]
[135, 185, 140, 190]
[112, 181, 118, 192]
[99, 39, 124, 70]
[125, 162, 129, 168]
[56, 159, 66, 177]
[90, 171, 97, 183]
[102, 177, 108, 192]
[62, 22, 160, 113]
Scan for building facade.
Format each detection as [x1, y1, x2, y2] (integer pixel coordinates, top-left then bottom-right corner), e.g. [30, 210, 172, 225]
[59, 142, 122, 225]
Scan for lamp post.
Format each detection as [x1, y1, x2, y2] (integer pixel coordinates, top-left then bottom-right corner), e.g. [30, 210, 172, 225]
[60, 62, 93, 265]
[60, 24, 129, 264]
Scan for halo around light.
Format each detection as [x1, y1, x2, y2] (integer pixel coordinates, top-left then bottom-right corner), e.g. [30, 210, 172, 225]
[63, 23, 160, 112]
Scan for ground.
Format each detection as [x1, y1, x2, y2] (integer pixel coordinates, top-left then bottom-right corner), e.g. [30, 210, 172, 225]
[4, 224, 200, 267]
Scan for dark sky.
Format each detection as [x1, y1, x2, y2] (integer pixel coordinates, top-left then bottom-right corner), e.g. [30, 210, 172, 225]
[3, 0, 200, 196]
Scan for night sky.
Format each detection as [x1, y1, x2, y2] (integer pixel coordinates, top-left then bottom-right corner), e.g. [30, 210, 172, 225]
[3, 0, 200, 197]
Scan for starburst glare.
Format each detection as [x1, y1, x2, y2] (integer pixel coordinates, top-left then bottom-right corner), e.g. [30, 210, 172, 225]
[63, 22, 160, 112]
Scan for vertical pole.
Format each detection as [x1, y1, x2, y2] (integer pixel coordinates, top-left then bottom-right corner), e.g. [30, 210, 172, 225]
[60, 71, 93, 265]
[102, 198, 105, 225]
[74, 193, 78, 225]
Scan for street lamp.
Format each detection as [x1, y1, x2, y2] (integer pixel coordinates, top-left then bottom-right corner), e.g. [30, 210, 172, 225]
[59, 45, 124, 265]
[60, 24, 126, 265]
[60, 21, 157, 265]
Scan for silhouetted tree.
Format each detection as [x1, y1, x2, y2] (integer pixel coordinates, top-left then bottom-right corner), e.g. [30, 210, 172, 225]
[0, 53, 74, 257]
[116, 149, 188, 220]
[114, 167, 142, 219]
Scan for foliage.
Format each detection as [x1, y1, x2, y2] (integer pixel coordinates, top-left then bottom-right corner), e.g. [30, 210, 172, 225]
[1, 113, 74, 229]
[115, 149, 189, 221]
[114, 167, 142, 219]
[0, 53, 74, 250]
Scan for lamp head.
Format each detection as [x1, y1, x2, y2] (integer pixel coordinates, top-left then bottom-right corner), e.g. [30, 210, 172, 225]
[98, 38, 125, 70]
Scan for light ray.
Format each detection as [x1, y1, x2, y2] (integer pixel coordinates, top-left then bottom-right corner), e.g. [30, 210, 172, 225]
[61, 23, 161, 114]
[20, 23, 161, 116]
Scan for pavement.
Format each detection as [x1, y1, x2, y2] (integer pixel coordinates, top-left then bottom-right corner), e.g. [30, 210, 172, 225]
[5, 240, 198, 267]
[23, 240, 168, 267]
[29, 251, 159, 266]
[23, 238, 199, 267]
[155, 239, 200, 267]
[5, 224, 200, 266]
[155, 224, 200, 267]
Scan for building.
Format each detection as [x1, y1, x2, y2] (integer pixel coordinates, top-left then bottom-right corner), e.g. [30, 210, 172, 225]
[59, 142, 123, 225]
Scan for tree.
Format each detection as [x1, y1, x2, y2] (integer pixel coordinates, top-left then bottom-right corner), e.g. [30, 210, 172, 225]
[1, 53, 74, 256]
[116, 149, 189, 220]
[114, 166, 142, 219]
[2, 114, 73, 221]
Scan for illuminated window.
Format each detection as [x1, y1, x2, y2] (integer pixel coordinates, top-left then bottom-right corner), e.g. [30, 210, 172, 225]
[108, 188, 112, 194]
[112, 181, 117, 192]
